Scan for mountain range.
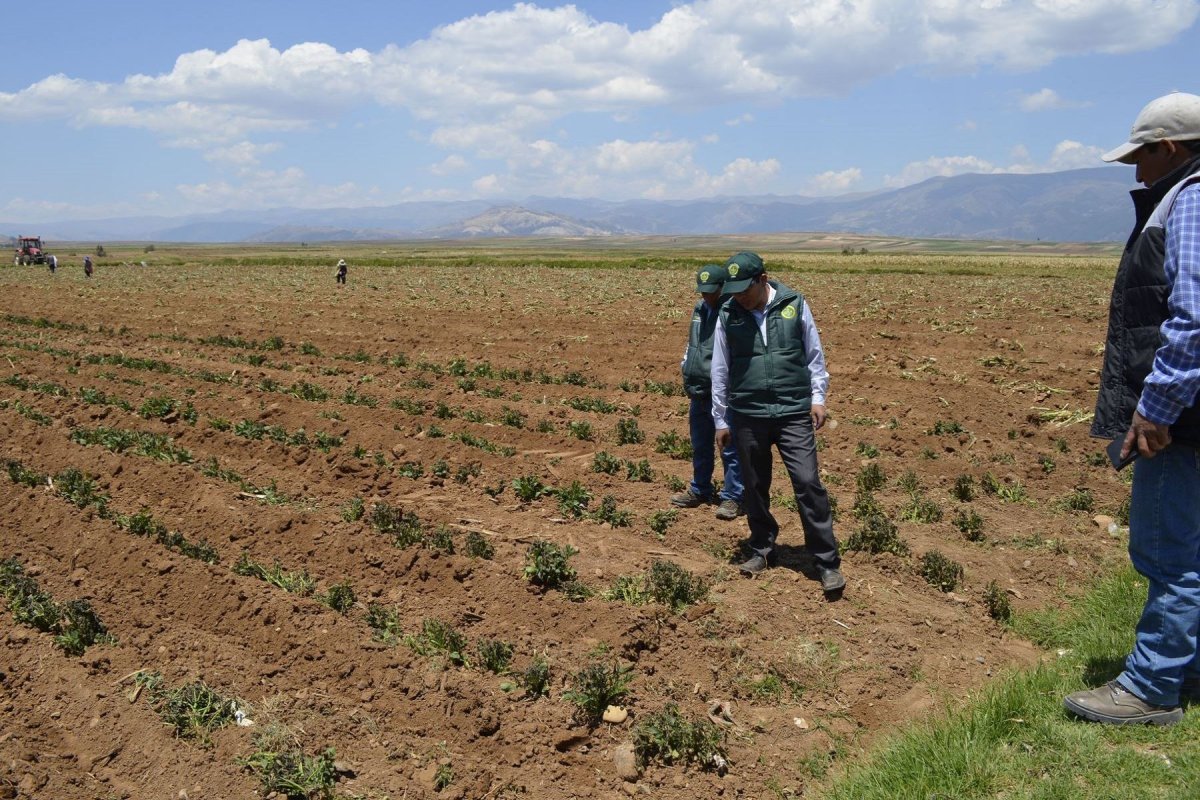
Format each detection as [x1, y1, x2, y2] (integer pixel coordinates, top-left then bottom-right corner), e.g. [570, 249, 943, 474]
[3, 167, 1138, 244]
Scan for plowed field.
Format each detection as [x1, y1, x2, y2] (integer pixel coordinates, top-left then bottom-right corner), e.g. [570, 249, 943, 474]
[0, 242, 1131, 799]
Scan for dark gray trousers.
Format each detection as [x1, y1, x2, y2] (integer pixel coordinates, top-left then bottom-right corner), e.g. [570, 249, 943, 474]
[731, 411, 840, 569]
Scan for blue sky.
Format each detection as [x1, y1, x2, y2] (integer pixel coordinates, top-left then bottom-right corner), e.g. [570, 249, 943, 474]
[3, 0, 1198, 221]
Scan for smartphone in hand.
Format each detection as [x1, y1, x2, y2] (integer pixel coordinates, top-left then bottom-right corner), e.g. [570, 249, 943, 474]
[1107, 435, 1139, 471]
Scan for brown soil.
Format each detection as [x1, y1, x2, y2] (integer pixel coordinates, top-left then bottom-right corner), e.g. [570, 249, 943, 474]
[0, 255, 1128, 799]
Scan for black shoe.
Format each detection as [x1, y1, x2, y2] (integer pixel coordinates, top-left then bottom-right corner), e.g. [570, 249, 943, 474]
[818, 566, 846, 593]
[1182, 676, 1200, 701]
[738, 554, 769, 576]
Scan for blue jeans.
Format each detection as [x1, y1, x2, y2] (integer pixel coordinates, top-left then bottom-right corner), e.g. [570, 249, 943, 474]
[688, 395, 742, 502]
[1116, 443, 1200, 707]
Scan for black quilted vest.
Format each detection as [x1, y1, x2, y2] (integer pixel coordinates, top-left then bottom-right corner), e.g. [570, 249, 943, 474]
[1092, 156, 1200, 446]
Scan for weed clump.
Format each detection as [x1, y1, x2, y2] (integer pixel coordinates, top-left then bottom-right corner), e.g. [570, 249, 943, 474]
[134, 672, 238, 744]
[54, 468, 112, 518]
[368, 503, 426, 547]
[900, 494, 943, 524]
[953, 508, 985, 542]
[523, 540, 578, 590]
[554, 481, 592, 518]
[625, 459, 654, 482]
[856, 462, 886, 493]
[854, 441, 880, 459]
[319, 581, 356, 614]
[919, 550, 964, 592]
[590, 495, 632, 528]
[476, 639, 515, 674]
[464, 531, 495, 560]
[654, 430, 693, 460]
[632, 703, 727, 771]
[615, 418, 644, 445]
[648, 509, 678, 537]
[983, 580, 1012, 622]
[5, 459, 46, 488]
[591, 451, 622, 475]
[0, 559, 116, 655]
[341, 497, 365, 522]
[951, 474, 976, 502]
[851, 489, 884, 520]
[239, 740, 338, 800]
[896, 469, 921, 495]
[843, 514, 909, 557]
[1057, 487, 1095, 513]
[365, 603, 403, 645]
[233, 553, 316, 596]
[604, 560, 708, 611]
[512, 475, 550, 503]
[564, 661, 633, 725]
[566, 420, 594, 441]
[405, 618, 469, 666]
[646, 560, 708, 610]
[520, 656, 552, 698]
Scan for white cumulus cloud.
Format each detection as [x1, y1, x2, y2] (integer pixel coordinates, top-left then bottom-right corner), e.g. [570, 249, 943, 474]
[175, 167, 373, 209]
[885, 139, 1112, 188]
[2, 0, 1195, 207]
[805, 168, 864, 195]
[429, 154, 468, 176]
[1018, 88, 1089, 111]
[885, 155, 1002, 187]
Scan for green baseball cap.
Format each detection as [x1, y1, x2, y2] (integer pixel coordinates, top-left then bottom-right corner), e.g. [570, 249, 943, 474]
[722, 251, 765, 294]
[695, 264, 728, 293]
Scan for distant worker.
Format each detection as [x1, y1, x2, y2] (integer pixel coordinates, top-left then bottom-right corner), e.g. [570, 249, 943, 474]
[335, 258, 348, 285]
[47, 254, 57, 274]
[83, 255, 93, 279]
[671, 264, 744, 520]
[1064, 91, 1200, 727]
[712, 252, 844, 595]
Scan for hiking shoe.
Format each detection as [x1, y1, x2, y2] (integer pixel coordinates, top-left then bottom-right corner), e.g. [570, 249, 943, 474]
[738, 554, 769, 576]
[714, 499, 744, 520]
[669, 490, 711, 508]
[1182, 676, 1200, 701]
[1064, 681, 1183, 726]
[818, 566, 846, 593]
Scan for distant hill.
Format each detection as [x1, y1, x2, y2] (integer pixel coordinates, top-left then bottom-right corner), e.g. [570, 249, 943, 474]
[2, 167, 1139, 244]
[429, 206, 619, 238]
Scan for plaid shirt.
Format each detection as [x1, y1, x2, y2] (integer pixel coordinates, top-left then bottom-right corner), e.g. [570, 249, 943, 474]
[1139, 182, 1200, 425]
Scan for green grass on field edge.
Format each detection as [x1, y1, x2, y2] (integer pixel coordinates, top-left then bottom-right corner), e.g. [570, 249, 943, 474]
[824, 564, 1199, 800]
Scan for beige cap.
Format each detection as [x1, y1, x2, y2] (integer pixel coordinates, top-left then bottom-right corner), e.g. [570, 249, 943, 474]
[1103, 91, 1200, 164]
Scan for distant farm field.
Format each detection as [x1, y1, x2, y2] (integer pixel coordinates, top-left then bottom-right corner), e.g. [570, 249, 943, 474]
[0, 239, 1132, 799]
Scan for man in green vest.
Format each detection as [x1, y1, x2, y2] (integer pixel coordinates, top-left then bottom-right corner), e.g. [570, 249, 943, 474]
[713, 252, 844, 594]
[671, 264, 745, 520]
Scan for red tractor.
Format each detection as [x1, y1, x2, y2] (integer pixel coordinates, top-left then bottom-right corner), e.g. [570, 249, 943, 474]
[14, 236, 48, 266]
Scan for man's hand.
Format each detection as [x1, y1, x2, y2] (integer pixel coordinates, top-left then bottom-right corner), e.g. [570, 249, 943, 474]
[716, 428, 732, 450]
[1123, 410, 1172, 459]
[811, 403, 827, 430]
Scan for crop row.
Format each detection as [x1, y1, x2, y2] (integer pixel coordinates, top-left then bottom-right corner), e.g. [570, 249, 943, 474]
[0, 557, 115, 656]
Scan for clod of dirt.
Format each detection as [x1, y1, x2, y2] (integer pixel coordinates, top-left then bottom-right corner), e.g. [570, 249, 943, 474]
[613, 742, 639, 781]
